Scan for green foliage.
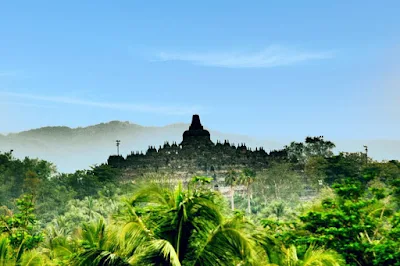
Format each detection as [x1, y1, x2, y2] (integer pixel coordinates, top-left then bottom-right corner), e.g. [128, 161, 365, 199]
[323, 152, 367, 185]
[298, 178, 399, 266]
[285, 136, 335, 167]
[89, 163, 121, 184]
[2, 150, 400, 265]
[256, 163, 303, 202]
[0, 152, 56, 206]
[0, 234, 51, 266]
[68, 180, 272, 265]
[0, 194, 43, 251]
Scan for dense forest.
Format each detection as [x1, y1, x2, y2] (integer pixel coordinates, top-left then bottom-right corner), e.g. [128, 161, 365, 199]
[0, 137, 399, 265]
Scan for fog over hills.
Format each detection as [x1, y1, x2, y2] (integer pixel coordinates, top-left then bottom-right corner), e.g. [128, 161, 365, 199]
[1, 121, 399, 173]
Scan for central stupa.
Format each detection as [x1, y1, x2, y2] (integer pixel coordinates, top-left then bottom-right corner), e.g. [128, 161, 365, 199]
[180, 114, 213, 147]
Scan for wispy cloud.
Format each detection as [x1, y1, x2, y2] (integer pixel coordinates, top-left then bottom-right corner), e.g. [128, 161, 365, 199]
[0, 101, 56, 108]
[0, 91, 203, 115]
[0, 71, 17, 77]
[155, 45, 334, 68]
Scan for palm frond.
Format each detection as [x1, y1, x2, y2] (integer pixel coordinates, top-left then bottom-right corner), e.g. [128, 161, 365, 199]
[73, 249, 129, 266]
[302, 245, 344, 266]
[129, 239, 181, 266]
[281, 245, 298, 266]
[129, 183, 173, 208]
[118, 220, 152, 257]
[0, 235, 11, 265]
[252, 231, 282, 265]
[279, 245, 345, 266]
[19, 249, 52, 266]
[49, 236, 78, 261]
[190, 222, 258, 266]
[79, 219, 107, 249]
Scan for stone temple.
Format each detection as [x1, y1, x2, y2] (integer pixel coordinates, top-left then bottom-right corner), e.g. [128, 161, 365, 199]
[108, 115, 284, 182]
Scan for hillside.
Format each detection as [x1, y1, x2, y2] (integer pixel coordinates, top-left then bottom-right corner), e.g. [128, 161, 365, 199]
[0, 121, 283, 172]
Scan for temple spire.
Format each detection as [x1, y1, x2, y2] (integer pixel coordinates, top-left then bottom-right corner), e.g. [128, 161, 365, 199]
[180, 114, 213, 147]
[189, 114, 204, 130]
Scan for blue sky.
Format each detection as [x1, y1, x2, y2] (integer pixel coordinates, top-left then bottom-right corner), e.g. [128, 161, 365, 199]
[1, 1, 399, 141]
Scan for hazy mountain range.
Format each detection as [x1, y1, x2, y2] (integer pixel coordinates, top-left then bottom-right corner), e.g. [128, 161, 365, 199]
[1, 121, 399, 173]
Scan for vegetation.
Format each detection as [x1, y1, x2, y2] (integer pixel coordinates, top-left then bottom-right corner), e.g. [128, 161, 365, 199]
[0, 136, 399, 265]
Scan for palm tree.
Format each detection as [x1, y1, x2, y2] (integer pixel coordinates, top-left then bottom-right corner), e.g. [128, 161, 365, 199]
[225, 169, 238, 210]
[128, 181, 223, 262]
[123, 180, 259, 265]
[240, 168, 256, 214]
[113, 201, 181, 265]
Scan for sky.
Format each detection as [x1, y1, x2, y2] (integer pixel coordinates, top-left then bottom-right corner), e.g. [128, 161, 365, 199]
[1, 1, 400, 141]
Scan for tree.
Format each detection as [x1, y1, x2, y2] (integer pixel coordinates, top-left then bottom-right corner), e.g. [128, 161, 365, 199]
[128, 180, 223, 262]
[298, 178, 396, 265]
[323, 152, 367, 185]
[35, 178, 77, 224]
[0, 152, 56, 205]
[0, 194, 43, 251]
[89, 163, 121, 183]
[225, 169, 238, 210]
[286, 142, 306, 166]
[0, 194, 48, 265]
[239, 168, 256, 214]
[285, 136, 335, 168]
[64, 170, 101, 199]
[304, 156, 328, 190]
[256, 163, 303, 203]
[304, 136, 335, 158]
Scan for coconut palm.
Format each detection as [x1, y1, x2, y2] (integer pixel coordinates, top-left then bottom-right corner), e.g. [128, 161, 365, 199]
[127, 181, 223, 261]
[225, 169, 238, 210]
[239, 168, 256, 214]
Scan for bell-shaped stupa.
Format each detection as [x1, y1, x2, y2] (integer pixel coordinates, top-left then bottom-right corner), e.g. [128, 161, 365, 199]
[180, 114, 213, 147]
